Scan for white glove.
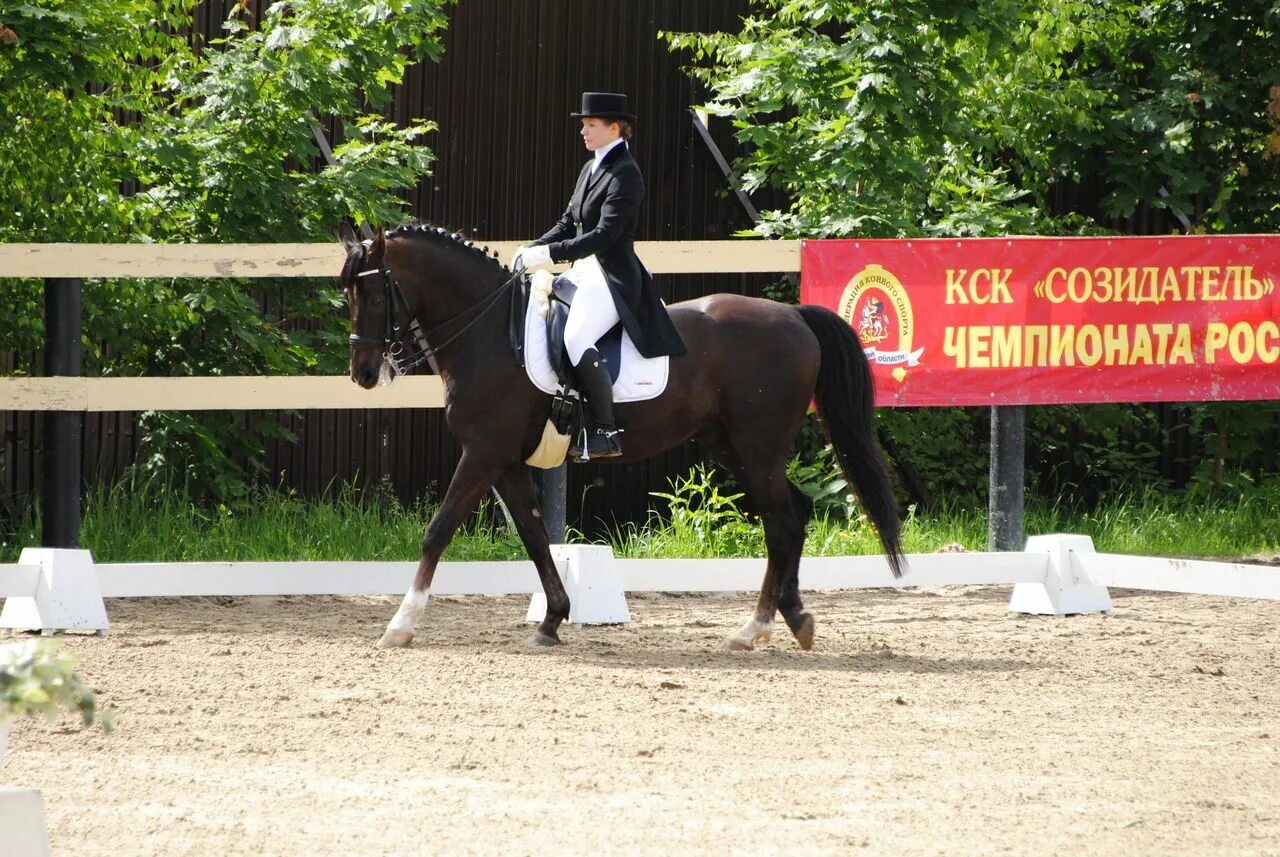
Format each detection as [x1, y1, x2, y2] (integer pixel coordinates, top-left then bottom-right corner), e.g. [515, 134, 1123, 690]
[512, 243, 553, 271]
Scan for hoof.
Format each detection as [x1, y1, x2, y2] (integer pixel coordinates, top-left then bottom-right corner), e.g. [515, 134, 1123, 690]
[377, 629, 415, 649]
[526, 631, 561, 647]
[727, 617, 772, 652]
[790, 613, 815, 651]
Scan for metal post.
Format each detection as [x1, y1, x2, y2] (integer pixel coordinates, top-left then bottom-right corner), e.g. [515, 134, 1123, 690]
[534, 463, 566, 544]
[987, 405, 1025, 551]
[42, 278, 83, 548]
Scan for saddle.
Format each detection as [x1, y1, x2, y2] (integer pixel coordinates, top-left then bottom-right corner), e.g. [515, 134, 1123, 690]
[511, 270, 667, 467]
[510, 272, 623, 390]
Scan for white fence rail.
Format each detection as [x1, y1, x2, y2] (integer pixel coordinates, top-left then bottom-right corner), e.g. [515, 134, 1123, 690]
[617, 552, 1049, 591]
[1077, 552, 1280, 600]
[0, 240, 797, 412]
[87, 552, 1047, 599]
[0, 565, 41, 599]
[0, 375, 445, 411]
[94, 560, 539, 598]
[0, 240, 801, 279]
[2, 536, 1277, 634]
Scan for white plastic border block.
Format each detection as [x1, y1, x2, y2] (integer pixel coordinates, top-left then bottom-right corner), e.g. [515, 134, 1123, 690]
[1009, 534, 1112, 616]
[526, 544, 631, 626]
[0, 549, 109, 633]
[0, 788, 53, 857]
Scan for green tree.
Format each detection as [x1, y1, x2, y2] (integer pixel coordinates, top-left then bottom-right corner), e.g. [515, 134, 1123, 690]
[665, 1, 1279, 238]
[1083, 1, 1280, 231]
[666, 1, 1280, 501]
[0, 0, 453, 498]
[664, 0, 1106, 238]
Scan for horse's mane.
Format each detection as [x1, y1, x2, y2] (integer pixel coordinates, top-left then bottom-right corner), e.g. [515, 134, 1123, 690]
[387, 223, 510, 273]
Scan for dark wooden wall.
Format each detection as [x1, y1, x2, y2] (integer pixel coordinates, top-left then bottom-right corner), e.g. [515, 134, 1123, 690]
[7, 2, 1228, 535]
[304, 1, 781, 532]
[2, 2, 780, 535]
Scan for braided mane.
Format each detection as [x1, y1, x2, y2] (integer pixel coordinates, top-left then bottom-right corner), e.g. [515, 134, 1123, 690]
[386, 223, 511, 272]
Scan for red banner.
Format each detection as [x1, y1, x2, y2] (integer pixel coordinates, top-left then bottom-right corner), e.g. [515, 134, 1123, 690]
[801, 236, 1280, 406]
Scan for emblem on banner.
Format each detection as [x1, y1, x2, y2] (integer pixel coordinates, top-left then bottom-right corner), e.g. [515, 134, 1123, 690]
[836, 264, 925, 383]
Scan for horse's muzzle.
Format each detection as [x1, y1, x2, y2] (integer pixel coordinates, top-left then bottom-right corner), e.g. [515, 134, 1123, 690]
[351, 349, 383, 389]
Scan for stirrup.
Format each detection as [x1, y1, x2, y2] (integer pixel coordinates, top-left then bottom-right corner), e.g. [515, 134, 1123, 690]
[572, 426, 623, 462]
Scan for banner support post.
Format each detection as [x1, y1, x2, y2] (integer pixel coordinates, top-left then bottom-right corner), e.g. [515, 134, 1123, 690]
[988, 404, 1025, 551]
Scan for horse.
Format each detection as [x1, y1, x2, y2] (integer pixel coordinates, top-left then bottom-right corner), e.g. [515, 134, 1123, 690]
[338, 222, 905, 651]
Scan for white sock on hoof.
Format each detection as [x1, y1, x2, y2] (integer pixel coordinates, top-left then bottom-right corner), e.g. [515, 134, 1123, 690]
[731, 617, 773, 647]
[387, 588, 430, 635]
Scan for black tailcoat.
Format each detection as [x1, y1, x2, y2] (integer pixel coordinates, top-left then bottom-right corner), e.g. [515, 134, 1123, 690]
[534, 143, 687, 358]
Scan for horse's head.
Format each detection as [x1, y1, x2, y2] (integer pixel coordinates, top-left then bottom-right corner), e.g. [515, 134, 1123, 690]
[340, 222, 516, 387]
[340, 223, 397, 388]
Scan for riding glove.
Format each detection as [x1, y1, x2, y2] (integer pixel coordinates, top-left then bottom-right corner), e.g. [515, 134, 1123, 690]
[513, 244, 553, 271]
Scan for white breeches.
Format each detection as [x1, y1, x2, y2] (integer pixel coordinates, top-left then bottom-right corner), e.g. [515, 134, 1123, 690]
[561, 255, 622, 365]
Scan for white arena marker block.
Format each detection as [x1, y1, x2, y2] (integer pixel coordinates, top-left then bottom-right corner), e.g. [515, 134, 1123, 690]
[0, 788, 53, 857]
[1009, 534, 1112, 616]
[0, 549, 109, 633]
[526, 544, 630, 626]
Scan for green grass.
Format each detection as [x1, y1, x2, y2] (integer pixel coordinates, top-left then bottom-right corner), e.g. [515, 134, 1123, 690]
[1025, 487, 1280, 560]
[1, 483, 524, 564]
[2, 480, 1277, 564]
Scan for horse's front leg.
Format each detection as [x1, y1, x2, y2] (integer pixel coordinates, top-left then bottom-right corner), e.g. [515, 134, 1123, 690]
[378, 450, 502, 648]
[493, 466, 570, 646]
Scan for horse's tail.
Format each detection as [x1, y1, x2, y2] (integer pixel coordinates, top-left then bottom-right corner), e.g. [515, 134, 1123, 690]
[797, 304, 905, 578]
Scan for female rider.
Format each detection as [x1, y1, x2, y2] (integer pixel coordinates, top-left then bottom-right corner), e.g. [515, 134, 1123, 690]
[513, 91, 686, 459]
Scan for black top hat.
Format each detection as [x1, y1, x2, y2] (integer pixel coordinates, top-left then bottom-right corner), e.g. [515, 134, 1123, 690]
[570, 92, 636, 122]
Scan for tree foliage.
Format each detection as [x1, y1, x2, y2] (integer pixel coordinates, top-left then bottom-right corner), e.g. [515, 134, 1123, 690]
[0, 0, 452, 497]
[666, 1, 1280, 502]
[665, 0, 1280, 238]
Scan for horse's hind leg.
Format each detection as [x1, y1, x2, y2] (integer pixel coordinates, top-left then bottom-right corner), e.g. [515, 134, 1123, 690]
[777, 481, 816, 650]
[699, 436, 773, 650]
[705, 429, 814, 651]
[725, 460, 810, 652]
[379, 450, 502, 648]
[493, 466, 571, 646]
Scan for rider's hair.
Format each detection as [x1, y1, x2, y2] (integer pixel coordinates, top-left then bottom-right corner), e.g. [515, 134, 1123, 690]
[611, 120, 633, 141]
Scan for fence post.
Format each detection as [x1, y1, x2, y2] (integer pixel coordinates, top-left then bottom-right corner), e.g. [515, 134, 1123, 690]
[42, 278, 82, 548]
[987, 404, 1025, 551]
[534, 463, 566, 544]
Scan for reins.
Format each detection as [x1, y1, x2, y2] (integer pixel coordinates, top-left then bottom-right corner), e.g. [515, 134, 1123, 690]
[348, 244, 521, 376]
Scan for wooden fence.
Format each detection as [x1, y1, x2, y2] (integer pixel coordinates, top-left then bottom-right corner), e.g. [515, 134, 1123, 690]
[0, 240, 810, 545]
[1, 241, 799, 280]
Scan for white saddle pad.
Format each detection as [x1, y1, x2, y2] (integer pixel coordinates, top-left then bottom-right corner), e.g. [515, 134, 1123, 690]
[523, 270, 669, 403]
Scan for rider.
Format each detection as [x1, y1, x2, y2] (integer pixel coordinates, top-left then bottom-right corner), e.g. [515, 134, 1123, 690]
[513, 91, 686, 460]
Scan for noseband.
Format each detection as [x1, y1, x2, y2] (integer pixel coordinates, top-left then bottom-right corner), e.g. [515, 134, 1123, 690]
[347, 241, 519, 376]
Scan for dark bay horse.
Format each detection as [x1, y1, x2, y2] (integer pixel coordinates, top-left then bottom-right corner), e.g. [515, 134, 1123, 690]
[339, 223, 904, 651]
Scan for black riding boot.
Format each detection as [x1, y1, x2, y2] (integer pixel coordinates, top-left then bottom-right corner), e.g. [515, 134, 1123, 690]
[569, 347, 623, 460]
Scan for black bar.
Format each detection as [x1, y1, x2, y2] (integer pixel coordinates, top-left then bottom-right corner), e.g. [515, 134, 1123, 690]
[987, 405, 1025, 551]
[42, 278, 83, 548]
[690, 112, 761, 224]
[309, 118, 375, 242]
[534, 463, 566, 544]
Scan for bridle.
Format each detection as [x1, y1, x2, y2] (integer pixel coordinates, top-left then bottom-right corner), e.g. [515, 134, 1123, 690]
[346, 240, 520, 376]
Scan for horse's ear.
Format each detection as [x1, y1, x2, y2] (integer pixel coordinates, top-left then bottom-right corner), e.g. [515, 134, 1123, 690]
[338, 222, 360, 253]
[371, 227, 387, 258]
